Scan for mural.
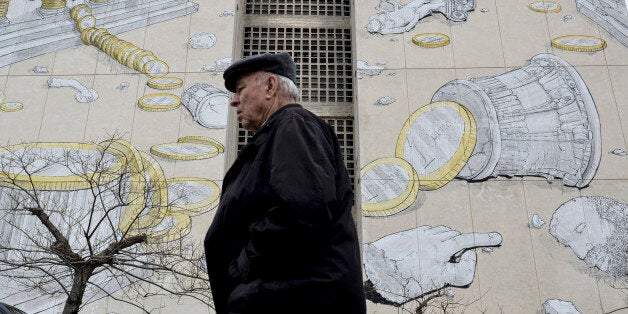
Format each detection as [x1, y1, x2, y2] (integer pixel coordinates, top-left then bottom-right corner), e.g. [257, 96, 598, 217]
[361, 53, 602, 217]
[47, 77, 99, 103]
[550, 196, 627, 281]
[359, 0, 626, 312]
[363, 226, 502, 305]
[0, 0, 624, 312]
[366, 0, 476, 34]
[575, 0, 628, 46]
[0, 0, 198, 68]
[431, 53, 601, 188]
[181, 83, 230, 129]
[0, 0, 225, 312]
[543, 299, 582, 314]
[150, 136, 225, 161]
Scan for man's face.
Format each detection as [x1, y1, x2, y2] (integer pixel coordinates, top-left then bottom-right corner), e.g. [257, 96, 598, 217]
[230, 72, 269, 132]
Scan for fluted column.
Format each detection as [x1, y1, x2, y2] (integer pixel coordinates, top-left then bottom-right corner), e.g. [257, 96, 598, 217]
[431, 53, 601, 188]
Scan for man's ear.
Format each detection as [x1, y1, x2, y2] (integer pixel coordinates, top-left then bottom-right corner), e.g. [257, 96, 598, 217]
[265, 75, 279, 98]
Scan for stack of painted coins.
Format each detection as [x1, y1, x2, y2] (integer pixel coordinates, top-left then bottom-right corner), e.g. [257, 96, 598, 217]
[70, 4, 169, 78]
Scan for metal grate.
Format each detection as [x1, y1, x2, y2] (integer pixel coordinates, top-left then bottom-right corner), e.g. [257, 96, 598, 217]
[237, 117, 355, 184]
[245, 0, 351, 16]
[243, 27, 353, 103]
[327, 117, 355, 182]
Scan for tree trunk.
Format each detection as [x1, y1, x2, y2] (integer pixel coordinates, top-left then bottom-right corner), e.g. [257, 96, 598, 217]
[62, 267, 93, 314]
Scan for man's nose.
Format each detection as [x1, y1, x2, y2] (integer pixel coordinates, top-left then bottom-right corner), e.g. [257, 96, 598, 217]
[229, 94, 239, 107]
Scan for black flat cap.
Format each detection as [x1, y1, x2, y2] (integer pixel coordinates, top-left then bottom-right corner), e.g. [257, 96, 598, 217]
[223, 52, 297, 93]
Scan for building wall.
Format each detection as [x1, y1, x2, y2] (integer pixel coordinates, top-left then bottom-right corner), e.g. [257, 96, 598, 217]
[356, 1, 627, 313]
[0, 0, 625, 313]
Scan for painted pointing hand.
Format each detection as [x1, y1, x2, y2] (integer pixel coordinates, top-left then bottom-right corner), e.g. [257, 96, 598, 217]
[364, 225, 502, 304]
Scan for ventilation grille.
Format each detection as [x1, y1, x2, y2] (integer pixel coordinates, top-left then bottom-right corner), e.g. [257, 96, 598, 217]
[327, 117, 355, 182]
[243, 27, 353, 103]
[245, 0, 351, 16]
[237, 117, 355, 184]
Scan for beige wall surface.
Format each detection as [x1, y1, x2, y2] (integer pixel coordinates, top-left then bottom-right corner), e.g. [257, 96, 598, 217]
[0, 0, 625, 314]
[357, 0, 626, 313]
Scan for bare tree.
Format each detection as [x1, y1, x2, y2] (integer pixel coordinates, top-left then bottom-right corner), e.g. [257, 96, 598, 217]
[365, 276, 486, 314]
[0, 137, 212, 314]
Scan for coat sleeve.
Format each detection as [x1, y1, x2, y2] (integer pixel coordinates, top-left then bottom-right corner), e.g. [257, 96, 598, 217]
[241, 115, 340, 278]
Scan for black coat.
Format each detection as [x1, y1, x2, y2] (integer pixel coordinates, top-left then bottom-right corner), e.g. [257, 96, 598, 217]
[204, 104, 366, 314]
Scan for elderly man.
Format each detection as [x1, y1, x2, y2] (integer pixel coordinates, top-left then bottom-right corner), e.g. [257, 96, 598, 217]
[204, 52, 366, 313]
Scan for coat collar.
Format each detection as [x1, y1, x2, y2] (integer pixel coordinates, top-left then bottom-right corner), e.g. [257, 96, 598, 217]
[254, 103, 302, 136]
[236, 104, 302, 159]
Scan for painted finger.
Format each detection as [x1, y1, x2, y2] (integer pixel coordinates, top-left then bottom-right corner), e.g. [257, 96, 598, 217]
[448, 232, 503, 252]
[444, 250, 477, 287]
[430, 225, 461, 240]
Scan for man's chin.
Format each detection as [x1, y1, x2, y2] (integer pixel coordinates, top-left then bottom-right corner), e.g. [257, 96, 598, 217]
[241, 123, 255, 132]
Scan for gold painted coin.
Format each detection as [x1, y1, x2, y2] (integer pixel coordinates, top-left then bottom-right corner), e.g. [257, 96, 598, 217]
[89, 28, 109, 46]
[77, 15, 96, 32]
[95, 32, 116, 49]
[111, 40, 130, 60]
[360, 156, 419, 217]
[147, 77, 183, 90]
[80, 27, 96, 45]
[106, 38, 125, 57]
[167, 177, 220, 214]
[124, 48, 144, 68]
[395, 101, 477, 190]
[138, 93, 181, 111]
[551, 35, 607, 52]
[70, 4, 92, 21]
[177, 135, 225, 153]
[529, 1, 561, 13]
[133, 51, 155, 71]
[412, 33, 450, 48]
[115, 43, 137, 63]
[150, 142, 221, 160]
[0, 102, 23, 112]
[143, 59, 169, 78]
